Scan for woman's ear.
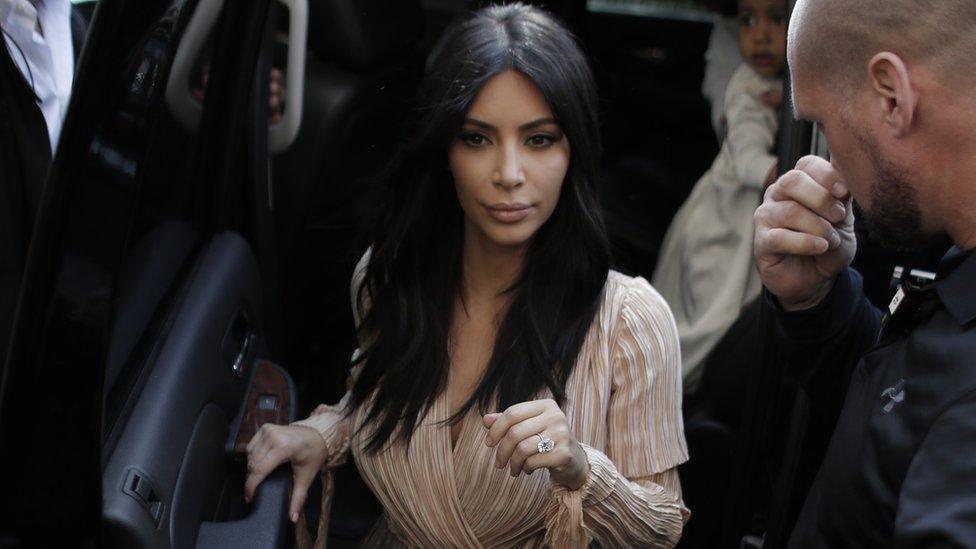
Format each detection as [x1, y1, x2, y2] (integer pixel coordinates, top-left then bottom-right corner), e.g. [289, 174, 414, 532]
[867, 52, 917, 137]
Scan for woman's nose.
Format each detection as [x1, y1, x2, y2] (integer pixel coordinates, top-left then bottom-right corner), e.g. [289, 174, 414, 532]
[493, 142, 525, 189]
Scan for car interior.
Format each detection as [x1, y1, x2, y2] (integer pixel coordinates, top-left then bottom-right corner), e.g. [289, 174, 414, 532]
[0, 0, 951, 547]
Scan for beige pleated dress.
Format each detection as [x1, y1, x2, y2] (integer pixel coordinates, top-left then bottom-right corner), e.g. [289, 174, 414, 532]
[653, 64, 781, 387]
[294, 266, 689, 548]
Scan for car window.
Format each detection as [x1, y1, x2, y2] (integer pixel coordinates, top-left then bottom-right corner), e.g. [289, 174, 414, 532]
[82, 6, 217, 442]
[5, 0, 213, 440]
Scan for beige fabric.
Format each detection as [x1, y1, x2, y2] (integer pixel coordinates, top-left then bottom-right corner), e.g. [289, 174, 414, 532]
[653, 64, 782, 386]
[294, 266, 689, 547]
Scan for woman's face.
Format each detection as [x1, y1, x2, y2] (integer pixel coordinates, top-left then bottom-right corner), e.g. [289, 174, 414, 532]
[449, 70, 570, 251]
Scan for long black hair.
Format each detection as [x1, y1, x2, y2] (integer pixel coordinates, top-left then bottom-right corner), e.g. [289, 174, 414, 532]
[351, 3, 611, 453]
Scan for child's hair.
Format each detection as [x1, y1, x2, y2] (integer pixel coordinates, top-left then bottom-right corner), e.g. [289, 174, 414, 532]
[352, 3, 611, 453]
[706, 0, 738, 17]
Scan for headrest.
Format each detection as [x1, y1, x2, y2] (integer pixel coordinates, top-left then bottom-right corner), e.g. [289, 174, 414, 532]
[309, 0, 423, 71]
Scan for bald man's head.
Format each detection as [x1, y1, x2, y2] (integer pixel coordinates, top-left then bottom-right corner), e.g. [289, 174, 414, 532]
[789, 0, 976, 98]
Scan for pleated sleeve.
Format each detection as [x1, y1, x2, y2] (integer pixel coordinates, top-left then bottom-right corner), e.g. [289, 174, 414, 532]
[546, 278, 690, 548]
[290, 363, 360, 549]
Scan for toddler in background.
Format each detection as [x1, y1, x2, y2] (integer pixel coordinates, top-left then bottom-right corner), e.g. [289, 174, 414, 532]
[653, 0, 786, 386]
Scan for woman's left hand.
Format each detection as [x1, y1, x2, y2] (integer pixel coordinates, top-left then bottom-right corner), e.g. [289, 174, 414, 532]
[483, 399, 589, 490]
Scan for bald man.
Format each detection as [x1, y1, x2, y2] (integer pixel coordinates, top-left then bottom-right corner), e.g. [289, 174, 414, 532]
[753, 0, 976, 546]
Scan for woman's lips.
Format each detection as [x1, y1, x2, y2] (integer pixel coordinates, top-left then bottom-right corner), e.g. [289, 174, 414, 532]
[485, 203, 533, 223]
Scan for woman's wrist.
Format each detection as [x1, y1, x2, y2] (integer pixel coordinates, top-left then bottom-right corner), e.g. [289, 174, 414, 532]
[551, 440, 591, 491]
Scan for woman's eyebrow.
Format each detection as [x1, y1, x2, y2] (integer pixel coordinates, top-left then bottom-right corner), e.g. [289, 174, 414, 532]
[519, 117, 558, 131]
[463, 118, 496, 130]
[462, 117, 559, 131]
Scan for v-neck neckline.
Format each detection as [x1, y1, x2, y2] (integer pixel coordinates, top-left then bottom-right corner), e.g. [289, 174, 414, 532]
[446, 394, 471, 454]
[431, 394, 486, 548]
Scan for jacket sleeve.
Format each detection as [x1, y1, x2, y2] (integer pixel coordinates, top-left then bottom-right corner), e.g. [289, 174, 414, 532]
[545, 280, 690, 548]
[766, 268, 881, 408]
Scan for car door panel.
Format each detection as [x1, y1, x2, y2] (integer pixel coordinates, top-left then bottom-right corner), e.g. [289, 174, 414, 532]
[103, 232, 293, 548]
[0, 0, 293, 542]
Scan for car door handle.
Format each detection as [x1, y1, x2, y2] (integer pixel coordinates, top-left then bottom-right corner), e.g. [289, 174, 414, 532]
[164, 0, 308, 154]
[222, 309, 255, 378]
[195, 467, 291, 548]
[232, 332, 255, 377]
[267, 0, 307, 154]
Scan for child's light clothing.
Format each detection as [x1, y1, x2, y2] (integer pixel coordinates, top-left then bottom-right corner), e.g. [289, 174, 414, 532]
[653, 64, 782, 385]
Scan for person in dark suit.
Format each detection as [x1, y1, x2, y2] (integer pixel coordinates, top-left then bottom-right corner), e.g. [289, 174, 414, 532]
[0, 0, 88, 364]
[754, 0, 976, 545]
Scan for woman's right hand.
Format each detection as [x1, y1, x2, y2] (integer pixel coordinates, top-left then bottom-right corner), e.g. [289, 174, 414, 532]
[245, 423, 328, 523]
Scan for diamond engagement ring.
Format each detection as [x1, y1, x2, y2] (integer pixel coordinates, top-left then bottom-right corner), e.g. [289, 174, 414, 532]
[537, 434, 555, 454]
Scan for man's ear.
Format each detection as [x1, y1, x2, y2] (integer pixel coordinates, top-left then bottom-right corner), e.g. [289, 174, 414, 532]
[867, 52, 917, 137]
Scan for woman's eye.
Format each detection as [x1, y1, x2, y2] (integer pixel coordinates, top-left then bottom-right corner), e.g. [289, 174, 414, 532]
[460, 132, 490, 147]
[526, 134, 556, 148]
[771, 14, 786, 26]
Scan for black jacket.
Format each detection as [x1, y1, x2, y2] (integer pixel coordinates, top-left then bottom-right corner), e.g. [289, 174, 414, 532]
[771, 248, 976, 547]
[0, 6, 88, 363]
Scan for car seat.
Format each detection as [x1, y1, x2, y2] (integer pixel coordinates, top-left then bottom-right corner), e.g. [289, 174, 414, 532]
[271, 0, 424, 410]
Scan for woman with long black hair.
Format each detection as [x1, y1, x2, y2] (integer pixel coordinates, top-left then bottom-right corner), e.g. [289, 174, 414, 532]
[245, 4, 688, 547]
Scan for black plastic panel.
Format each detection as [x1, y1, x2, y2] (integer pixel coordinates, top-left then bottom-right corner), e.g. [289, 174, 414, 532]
[170, 403, 230, 548]
[102, 232, 264, 548]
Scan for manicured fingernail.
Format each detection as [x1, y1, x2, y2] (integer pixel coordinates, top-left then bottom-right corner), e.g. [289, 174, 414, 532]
[291, 512, 298, 522]
[817, 238, 829, 253]
[832, 181, 847, 197]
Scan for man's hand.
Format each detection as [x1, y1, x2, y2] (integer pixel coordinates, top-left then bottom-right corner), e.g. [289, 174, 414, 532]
[754, 155, 856, 310]
[268, 67, 284, 124]
[193, 66, 285, 124]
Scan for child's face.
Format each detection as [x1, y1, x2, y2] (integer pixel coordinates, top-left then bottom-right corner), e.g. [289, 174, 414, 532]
[738, 0, 787, 78]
